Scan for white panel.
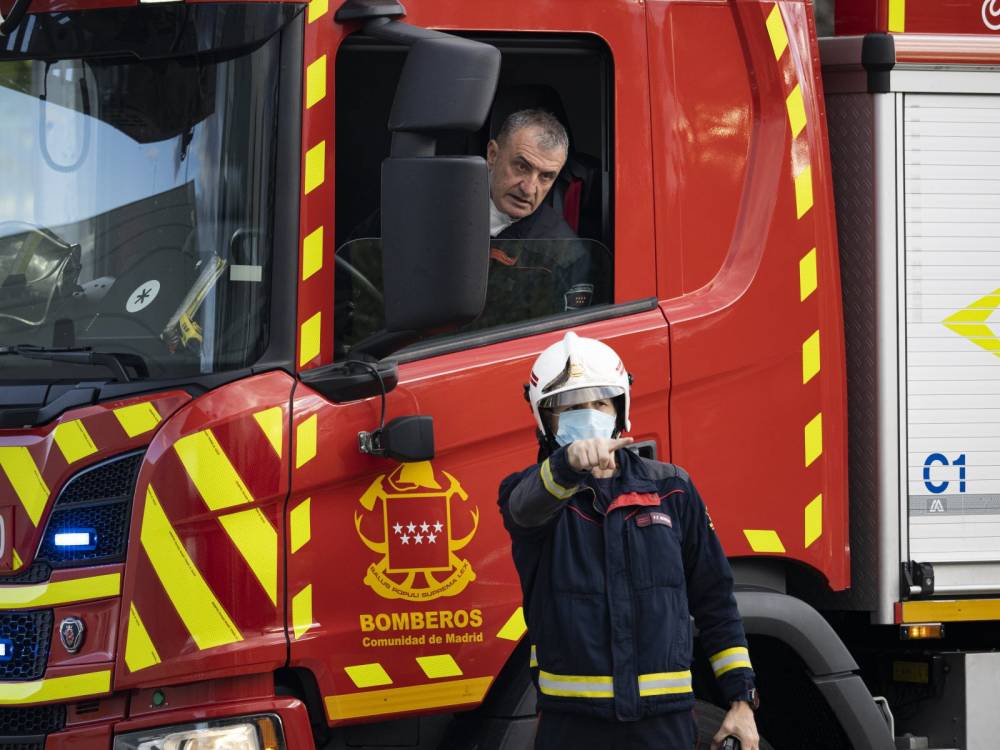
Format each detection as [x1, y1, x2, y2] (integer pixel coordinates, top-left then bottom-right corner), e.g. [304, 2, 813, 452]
[904, 94, 1000, 583]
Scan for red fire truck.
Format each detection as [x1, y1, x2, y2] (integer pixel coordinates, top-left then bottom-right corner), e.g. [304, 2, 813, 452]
[1, 0, 999, 747]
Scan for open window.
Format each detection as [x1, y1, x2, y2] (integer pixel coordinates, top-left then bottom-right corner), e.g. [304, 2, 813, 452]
[334, 34, 613, 360]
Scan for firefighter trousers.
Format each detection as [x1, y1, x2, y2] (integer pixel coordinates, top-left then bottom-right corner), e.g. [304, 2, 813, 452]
[534, 709, 696, 749]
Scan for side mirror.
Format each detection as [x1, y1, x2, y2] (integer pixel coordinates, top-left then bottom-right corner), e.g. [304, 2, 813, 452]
[381, 157, 489, 331]
[359, 415, 434, 462]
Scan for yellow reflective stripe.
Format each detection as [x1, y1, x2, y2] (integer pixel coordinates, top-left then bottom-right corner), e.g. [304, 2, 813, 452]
[802, 330, 821, 384]
[290, 498, 311, 554]
[539, 459, 576, 500]
[888, 0, 905, 32]
[140, 485, 242, 649]
[325, 676, 491, 721]
[114, 402, 162, 438]
[125, 602, 161, 673]
[901, 598, 1000, 623]
[253, 407, 284, 459]
[537, 670, 614, 699]
[765, 4, 789, 59]
[299, 312, 322, 367]
[174, 430, 254, 510]
[785, 84, 807, 138]
[302, 227, 324, 282]
[799, 248, 818, 301]
[307, 0, 327, 23]
[345, 662, 392, 688]
[794, 164, 814, 219]
[0, 573, 119, 609]
[743, 529, 786, 553]
[529, 644, 538, 668]
[218, 508, 278, 606]
[306, 55, 327, 109]
[11, 549, 22, 571]
[710, 647, 753, 677]
[0, 447, 49, 526]
[804, 412, 823, 466]
[0, 670, 110, 706]
[296, 414, 318, 468]
[805, 494, 823, 548]
[637, 670, 693, 696]
[53, 420, 98, 465]
[416, 654, 463, 679]
[292, 584, 314, 640]
[304, 141, 326, 195]
[496, 606, 526, 641]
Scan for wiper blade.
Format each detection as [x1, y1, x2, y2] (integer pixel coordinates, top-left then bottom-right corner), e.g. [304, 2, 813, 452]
[0, 345, 149, 383]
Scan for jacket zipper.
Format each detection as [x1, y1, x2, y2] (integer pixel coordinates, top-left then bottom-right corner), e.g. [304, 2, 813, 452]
[622, 522, 641, 712]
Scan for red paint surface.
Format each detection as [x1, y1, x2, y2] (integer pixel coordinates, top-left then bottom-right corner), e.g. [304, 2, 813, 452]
[837, 0, 1000, 34]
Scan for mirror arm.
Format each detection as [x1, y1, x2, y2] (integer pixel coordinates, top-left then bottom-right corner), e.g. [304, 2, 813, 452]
[0, 0, 31, 37]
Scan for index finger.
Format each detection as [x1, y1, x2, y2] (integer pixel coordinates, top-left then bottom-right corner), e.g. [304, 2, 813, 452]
[609, 437, 634, 449]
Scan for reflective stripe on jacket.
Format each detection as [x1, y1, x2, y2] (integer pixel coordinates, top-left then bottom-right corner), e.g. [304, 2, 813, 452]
[499, 446, 755, 721]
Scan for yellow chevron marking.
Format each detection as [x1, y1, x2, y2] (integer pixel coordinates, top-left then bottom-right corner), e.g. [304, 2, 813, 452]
[253, 407, 284, 459]
[0, 573, 119, 609]
[140, 485, 242, 649]
[417, 654, 464, 679]
[799, 248, 818, 301]
[219, 508, 278, 606]
[345, 662, 393, 688]
[805, 494, 823, 548]
[306, 55, 327, 109]
[174, 430, 254, 509]
[11, 549, 22, 571]
[296, 414, 318, 469]
[496, 606, 527, 641]
[114, 402, 162, 438]
[804, 412, 823, 467]
[290, 498, 311, 554]
[299, 312, 322, 367]
[0, 670, 110, 706]
[802, 330, 821, 384]
[743, 529, 786, 553]
[325, 677, 492, 721]
[292, 584, 315, 640]
[943, 289, 1000, 357]
[888, 0, 905, 32]
[53, 420, 98, 465]
[765, 4, 789, 60]
[302, 226, 324, 281]
[125, 602, 161, 672]
[794, 165, 814, 219]
[786, 84, 807, 138]
[307, 0, 328, 23]
[0, 447, 49, 526]
[304, 141, 326, 195]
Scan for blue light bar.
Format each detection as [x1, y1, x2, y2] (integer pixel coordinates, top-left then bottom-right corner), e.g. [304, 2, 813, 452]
[53, 529, 97, 550]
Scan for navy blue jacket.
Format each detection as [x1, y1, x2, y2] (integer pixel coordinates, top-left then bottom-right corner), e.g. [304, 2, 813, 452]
[499, 446, 755, 721]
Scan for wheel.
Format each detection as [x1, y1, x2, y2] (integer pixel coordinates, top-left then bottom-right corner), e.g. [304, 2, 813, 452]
[695, 699, 776, 750]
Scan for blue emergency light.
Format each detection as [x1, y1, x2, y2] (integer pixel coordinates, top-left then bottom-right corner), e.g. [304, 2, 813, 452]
[53, 529, 97, 550]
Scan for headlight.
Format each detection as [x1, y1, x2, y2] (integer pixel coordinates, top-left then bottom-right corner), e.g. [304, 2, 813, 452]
[114, 715, 283, 750]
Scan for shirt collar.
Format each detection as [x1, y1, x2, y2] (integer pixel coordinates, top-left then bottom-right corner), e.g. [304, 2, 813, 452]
[489, 199, 516, 237]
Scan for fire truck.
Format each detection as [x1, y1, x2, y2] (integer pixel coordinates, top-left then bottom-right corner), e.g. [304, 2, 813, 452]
[1, 0, 1000, 746]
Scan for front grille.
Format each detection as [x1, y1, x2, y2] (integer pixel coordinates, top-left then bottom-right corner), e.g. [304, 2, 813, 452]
[37, 451, 141, 567]
[0, 705, 65, 736]
[56, 453, 142, 505]
[0, 564, 50, 585]
[0, 612, 52, 681]
[0, 741, 45, 750]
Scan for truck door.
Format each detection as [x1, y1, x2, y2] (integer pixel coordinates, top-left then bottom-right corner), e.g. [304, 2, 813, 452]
[283, 2, 670, 729]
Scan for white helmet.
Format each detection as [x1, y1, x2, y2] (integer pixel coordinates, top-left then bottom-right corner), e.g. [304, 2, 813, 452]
[527, 331, 631, 437]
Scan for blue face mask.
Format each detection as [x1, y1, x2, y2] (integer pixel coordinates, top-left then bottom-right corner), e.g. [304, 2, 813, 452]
[554, 408, 616, 446]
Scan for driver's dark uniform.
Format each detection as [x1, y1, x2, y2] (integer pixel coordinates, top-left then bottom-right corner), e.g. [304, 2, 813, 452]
[498, 446, 755, 749]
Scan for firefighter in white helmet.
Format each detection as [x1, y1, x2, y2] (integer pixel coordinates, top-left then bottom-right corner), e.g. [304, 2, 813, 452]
[499, 331, 760, 750]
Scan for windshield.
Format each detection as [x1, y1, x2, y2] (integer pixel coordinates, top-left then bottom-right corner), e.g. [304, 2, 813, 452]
[0, 5, 293, 382]
[334, 238, 613, 358]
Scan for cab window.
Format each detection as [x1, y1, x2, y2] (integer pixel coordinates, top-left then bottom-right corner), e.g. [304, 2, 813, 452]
[334, 34, 613, 360]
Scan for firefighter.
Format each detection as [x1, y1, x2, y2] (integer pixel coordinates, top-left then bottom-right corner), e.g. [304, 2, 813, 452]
[498, 331, 760, 749]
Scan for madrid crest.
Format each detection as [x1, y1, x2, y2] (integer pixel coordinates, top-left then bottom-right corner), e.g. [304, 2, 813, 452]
[355, 461, 479, 601]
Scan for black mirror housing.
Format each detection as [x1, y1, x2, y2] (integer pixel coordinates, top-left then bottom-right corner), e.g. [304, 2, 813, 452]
[381, 156, 489, 332]
[359, 415, 435, 462]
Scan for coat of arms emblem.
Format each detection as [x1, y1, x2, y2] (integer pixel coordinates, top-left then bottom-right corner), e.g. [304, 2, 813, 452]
[355, 461, 478, 601]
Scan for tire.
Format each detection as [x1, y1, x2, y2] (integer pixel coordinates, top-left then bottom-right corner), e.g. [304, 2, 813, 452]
[695, 700, 775, 750]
